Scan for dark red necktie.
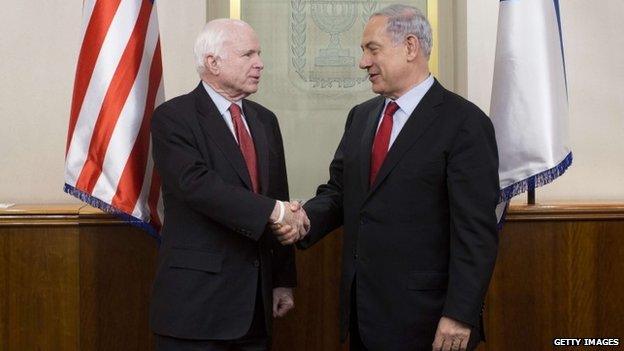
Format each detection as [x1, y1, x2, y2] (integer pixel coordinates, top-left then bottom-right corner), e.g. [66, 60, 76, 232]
[370, 101, 399, 185]
[229, 104, 259, 193]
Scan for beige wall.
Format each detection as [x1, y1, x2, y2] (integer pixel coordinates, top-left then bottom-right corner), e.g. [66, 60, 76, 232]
[0, 1, 622, 204]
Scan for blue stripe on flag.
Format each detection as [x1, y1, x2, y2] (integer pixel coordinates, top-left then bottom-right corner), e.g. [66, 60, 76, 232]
[552, 0, 568, 93]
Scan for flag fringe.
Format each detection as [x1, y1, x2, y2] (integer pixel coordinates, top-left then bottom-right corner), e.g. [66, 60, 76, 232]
[64, 183, 161, 242]
[498, 151, 573, 203]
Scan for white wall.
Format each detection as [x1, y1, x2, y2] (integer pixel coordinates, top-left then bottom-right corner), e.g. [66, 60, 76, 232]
[465, 0, 624, 203]
[0, 1, 206, 204]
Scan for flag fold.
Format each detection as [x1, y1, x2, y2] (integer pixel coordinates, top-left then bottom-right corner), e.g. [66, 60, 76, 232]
[491, 0, 572, 225]
[64, 0, 164, 237]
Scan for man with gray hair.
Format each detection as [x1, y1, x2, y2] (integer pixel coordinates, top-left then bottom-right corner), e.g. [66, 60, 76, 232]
[149, 19, 309, 350]
[289, 4, 500, 351]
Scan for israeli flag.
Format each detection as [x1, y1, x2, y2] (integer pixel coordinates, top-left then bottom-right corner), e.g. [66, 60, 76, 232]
[491, 0, 573, 225]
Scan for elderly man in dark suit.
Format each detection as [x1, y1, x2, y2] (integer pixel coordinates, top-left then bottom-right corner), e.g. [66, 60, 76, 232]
[149, 19, 309, 351]
[279, 4, 499, 351]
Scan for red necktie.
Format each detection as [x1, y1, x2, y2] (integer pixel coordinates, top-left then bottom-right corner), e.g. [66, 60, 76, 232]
[370, 101, 399, 185]
[229, 104, 259, 193]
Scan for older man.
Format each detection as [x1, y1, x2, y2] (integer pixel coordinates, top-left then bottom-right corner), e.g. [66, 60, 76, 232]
[149, 19, 308, 351]
[294, 4, 499, 351]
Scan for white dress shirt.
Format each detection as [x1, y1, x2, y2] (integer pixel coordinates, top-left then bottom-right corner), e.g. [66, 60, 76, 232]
[376, 74, 435, 149]
[202, 81, 251, 143]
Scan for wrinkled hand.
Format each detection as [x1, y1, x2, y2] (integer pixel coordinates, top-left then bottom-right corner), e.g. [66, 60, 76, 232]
[432, 316, 471, 351]
[271, 201, 310, 245]
[272, 287, 294, 317]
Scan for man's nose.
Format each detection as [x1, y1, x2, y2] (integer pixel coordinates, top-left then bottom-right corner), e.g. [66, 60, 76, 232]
[255, 56, 264, 70]
[359, 54, 370, 70]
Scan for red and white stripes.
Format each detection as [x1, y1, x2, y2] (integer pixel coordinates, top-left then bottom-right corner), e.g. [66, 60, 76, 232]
[65, 0, 163, 235]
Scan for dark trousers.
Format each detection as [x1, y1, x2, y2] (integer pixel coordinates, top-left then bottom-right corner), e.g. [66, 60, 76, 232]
[348, 278, 368, 351]
[155, 274, 269, 351]
[155, 333, 268, 351]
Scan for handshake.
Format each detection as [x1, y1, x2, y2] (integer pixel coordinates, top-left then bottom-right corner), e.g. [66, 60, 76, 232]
[269, 201, 310, 245]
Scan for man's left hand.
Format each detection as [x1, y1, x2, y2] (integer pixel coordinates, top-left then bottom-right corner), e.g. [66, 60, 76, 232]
[432, 316, 471, 351]
[272, 287, 295, 318]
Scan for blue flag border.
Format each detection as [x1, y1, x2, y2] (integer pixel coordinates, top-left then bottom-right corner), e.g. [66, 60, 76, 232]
[498, 151, 573, 204]
[64, 183, 161, 241]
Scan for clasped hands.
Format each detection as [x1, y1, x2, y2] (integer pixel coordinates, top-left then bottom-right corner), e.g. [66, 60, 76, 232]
[270, 201, 310, 245]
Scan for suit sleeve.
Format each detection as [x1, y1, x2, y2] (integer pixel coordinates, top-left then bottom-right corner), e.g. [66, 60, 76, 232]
[297, 106, 356, 249]
[151, 103, 276, 241]
[267, 114, 297, 288]
[442, 107, 500, 328]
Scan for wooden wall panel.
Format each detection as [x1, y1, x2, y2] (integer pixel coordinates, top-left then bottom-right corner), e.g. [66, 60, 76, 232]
[0, 224, 80, 351]
[480, 218, 624, 350]
[0, 206, 158, 351]
[78, 222, 158, 351]
[272, 232, 348, 351]
[1, 204, 623, 351]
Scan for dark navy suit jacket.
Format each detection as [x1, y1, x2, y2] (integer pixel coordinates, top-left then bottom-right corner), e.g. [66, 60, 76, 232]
[149, 83, 296, 340]
[300, 80, 499, 350]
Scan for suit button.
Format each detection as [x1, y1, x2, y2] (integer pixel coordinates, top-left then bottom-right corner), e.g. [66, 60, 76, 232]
[354, 253, 359, 260]
[253, 259, 260, 268]
[359, 218, 366, 225]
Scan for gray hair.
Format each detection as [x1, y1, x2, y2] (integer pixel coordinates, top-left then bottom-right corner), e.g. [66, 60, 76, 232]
[372, 4, 432, 59]
[193, 19, 248, 75]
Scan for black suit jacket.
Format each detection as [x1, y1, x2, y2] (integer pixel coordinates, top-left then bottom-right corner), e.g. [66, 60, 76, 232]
[300, 80, 499, 350]
[149, 83, 296, 340]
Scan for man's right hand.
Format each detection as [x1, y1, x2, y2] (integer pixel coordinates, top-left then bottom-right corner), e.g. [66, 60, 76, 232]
[269, 201, 310, 245]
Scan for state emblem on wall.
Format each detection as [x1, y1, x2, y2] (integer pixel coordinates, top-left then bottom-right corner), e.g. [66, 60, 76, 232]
[289, 0, 380, 92]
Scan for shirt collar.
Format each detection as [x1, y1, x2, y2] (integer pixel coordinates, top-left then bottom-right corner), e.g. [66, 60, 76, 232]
[202, 81, 243, 116]
[385, 74, 435, 116]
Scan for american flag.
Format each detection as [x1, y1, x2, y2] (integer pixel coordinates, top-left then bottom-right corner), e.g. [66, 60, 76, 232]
[64, 0, 164, 237]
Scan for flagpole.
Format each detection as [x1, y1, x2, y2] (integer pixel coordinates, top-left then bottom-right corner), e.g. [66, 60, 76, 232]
[527, 187, 535, 205]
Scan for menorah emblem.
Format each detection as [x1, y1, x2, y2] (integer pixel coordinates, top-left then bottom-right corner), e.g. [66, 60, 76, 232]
[289, 0, 380, 91]
[310, 0, 358, 66]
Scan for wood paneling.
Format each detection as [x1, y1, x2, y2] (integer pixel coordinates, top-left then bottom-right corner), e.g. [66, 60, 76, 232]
[272, 232, 348, 351]
[0, 225, 80, 351]
[78, 223, 157, 351]
[478, 209, 624, 351]
[0, 205, 157, 351]
[1, 204, 623, 351]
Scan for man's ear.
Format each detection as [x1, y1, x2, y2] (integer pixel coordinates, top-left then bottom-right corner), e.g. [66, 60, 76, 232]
[405, 34, 420, 61]
[205, 54, 220, 75]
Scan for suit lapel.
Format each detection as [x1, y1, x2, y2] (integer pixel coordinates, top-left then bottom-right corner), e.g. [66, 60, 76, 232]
[192, 83, 253, 191]
[359, 97, 385, 194]
[366, 81, 445, 199]
[243, 101, 270, 195]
